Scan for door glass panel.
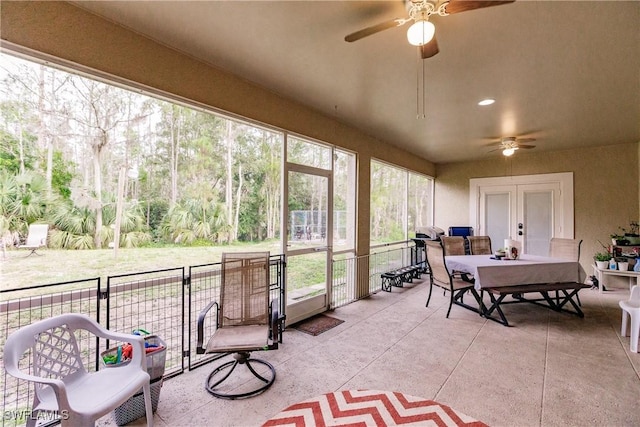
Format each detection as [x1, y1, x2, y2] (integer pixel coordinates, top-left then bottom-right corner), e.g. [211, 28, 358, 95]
[485, 193, 510, 250]
[286, 252, 327, 303]
[523, 191, 552, 255]
[287, 171, 328, 251]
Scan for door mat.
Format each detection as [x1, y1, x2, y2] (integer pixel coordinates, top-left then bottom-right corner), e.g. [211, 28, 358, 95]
[292, 314, 344, 336]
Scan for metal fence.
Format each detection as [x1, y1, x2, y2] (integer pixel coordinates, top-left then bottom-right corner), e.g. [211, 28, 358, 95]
[0, 246, 424, 425]
[105, 267, 186, 378]
[330, 241, 422, 309]
[1, 278, 102, 427]
[0, 255, 285, 426]
[369, 242, 423, 294]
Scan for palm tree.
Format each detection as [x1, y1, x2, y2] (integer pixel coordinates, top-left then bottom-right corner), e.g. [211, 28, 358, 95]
[48, 201, 95, 249]
[160, 198, 227, 244]
[101, 200, 152, 248]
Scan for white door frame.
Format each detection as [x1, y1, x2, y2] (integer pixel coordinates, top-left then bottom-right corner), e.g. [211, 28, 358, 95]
[282, 137, 334, 325]
[469, 172, 574, 240]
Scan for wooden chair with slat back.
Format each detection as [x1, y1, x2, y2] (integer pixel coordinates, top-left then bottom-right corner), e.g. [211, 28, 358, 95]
[467, 236, 492, 255]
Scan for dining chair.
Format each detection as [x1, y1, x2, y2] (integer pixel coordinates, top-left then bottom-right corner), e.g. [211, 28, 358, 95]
[196, 252, 285, 399]
[424, 240, 482, 318]
[440, 236, 473, 283]
[549, 237, 583, 305]
[440, 236, 466, 256]
[619, 285, 640, 353]
[4, 313, 153, 427]
[549, 238, 582, 261]
[467, 236, 492, 255]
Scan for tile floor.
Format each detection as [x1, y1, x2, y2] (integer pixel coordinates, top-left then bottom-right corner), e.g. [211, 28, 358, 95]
[104, 277, 640, 427]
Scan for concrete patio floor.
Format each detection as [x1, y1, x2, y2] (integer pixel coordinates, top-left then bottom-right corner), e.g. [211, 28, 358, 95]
[102, 277, 640, 426]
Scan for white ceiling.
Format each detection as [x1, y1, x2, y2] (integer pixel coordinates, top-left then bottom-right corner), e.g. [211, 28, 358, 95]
[73, 1, 640, 164]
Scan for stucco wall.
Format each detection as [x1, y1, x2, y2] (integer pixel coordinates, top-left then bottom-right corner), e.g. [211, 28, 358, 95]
[435, 143, 640, 277]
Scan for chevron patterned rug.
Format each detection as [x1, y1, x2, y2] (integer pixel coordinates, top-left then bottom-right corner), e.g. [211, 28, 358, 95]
[262, 389, 487, 427]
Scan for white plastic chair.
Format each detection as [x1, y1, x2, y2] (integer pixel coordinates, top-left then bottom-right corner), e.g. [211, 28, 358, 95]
[4, 313, 153, 427]
[620, 285, 640, 353]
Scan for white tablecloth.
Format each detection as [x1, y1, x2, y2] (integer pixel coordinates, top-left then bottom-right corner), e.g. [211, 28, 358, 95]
[445, 254, 581, 290]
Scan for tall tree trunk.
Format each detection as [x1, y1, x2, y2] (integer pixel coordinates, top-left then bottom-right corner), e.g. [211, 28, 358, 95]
[36, 65, 46, 175]
[93, 144, 103, 248]
[17, 115, 25, 175]
[233, 163, 243, 240]
[224, 120, 236, 242]
[169, 108, 178, 207]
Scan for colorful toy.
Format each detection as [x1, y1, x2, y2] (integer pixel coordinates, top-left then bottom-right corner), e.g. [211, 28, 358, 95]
[101, 329, 165, 364]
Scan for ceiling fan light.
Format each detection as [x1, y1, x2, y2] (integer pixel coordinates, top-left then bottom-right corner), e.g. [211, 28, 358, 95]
[407, 20, 435, 46]
[502, 147, 516, 157]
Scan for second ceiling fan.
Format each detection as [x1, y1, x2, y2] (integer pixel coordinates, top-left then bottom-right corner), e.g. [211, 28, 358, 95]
[345, 0, 514, 59]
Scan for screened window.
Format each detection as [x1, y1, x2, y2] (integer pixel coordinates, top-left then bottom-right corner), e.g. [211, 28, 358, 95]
[370, 159, 433, 247]
[0, 52, 283, 250]
[286, 135, 332, 170]
[333, 149, 356, 253]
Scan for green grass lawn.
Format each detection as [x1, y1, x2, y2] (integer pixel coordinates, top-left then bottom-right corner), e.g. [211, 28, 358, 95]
[1, 241, 281, 292]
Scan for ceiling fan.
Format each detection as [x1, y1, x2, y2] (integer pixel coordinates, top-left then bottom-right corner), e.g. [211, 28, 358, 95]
[489, 136, 536, 156]
[345, 0, 514, 59]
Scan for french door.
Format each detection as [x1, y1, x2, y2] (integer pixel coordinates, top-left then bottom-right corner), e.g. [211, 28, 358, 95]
[470, 173, 574, 256]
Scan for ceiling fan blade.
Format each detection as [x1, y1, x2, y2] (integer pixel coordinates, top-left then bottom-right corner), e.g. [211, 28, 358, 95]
[420, 36, 439, 59]
[345, 18, 405, 42]
[516, 138, 536, 144]
[518, 144, 536, 149]
[444, 0, 515, 15]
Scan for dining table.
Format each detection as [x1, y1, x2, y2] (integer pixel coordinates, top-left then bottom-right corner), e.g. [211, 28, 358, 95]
[444, 254, 586, 326]
[445, 254, 582, 291]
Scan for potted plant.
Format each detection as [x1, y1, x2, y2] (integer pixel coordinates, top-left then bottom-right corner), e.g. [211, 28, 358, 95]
[594, 252, 611, 270]
[616, 257, 629, 271]
[610, 233, 629, 246]
[622, 221, 640, 245]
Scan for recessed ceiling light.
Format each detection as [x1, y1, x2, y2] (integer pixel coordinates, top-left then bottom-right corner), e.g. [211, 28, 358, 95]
[478, 98, 495, 106]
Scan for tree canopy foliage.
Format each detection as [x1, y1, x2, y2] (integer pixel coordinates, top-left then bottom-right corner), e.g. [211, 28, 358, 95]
[0, 54, 281, 249]
[0, 53, 431, 253]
